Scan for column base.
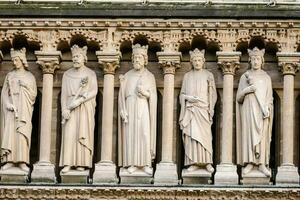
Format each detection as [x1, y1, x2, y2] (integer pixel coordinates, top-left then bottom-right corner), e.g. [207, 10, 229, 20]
[60, 169, 90, 184]
[276, 164, 299, 185]
[214, 164, 238, 185]
[154, 162, 179, 185]
[31, 161, 56, 183]
[0, 167, 28, 183]
[93, 161, 118, 184]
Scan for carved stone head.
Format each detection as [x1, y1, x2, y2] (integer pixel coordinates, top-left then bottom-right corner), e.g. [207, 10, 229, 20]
[132, 43, 148, 70]
[189, 48, 205, 70]
[11, 47, 28, 69]
[248, 47, 265, 70]
[71, 45, 88, 69]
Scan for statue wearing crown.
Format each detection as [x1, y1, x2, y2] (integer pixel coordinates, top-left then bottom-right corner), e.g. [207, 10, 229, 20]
[118, 44, 157, 177]
[236, 47, 273, 179]
[0, 48, 37, 173]
[179, 48, 217, 180]
[59, 45, 98, 174]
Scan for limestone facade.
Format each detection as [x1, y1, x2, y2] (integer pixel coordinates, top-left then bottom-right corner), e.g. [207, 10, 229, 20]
[0, 18, 300, 192]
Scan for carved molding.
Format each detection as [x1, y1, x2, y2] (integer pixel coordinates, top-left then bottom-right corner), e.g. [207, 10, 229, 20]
[0, 187, 299, 199]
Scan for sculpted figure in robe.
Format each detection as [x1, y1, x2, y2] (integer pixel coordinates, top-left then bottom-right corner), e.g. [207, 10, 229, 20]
[1, 48, 37, 173]
[236, 47, 273, 177]
[179, 48, 217, 173]
[60, 45, 98, 173]
[118, 44, 157, 175]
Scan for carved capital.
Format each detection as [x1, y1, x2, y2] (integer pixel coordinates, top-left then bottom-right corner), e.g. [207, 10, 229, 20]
[96, 51, 121, 75]
[157, 51, 181, 75]
[35, 51, 62, 74]
[277, 52, 300, 76]
[217, 51, 241, 75]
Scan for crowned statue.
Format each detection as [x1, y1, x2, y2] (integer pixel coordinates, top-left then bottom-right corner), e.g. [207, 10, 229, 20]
[60, 45, 98, 173]
[179, 48, 217, 175]
[1, 48, 37, 173]
[118, 43, 157, 176]
[236, 47, 273, 177]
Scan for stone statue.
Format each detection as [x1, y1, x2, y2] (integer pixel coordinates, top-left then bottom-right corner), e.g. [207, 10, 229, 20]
[118, 44, 157, 175]
[0, 48, 37, 173]
[60, 45, 98, 173]
[236, 47, 273, 177]
[179, 48, 217, 173]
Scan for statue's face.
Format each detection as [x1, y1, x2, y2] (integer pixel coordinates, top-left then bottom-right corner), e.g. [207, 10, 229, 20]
[133, 54, 145, 71]
[12, 57, 24, 70]
[191, 56, 204, 70]
[250, 55, 263, 70]
[72, 53, 85, 69]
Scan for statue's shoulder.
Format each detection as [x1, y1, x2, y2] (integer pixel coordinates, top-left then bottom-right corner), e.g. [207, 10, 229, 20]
[84, 66, 97, 77]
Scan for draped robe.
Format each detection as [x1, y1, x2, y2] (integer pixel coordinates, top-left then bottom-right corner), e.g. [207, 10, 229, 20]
[59, 66, 97, 168]
[179, 69, 217, 166]
[118, 69, 157, 167]
[1, 70, 37, 164]
[236, 70, 273, 166]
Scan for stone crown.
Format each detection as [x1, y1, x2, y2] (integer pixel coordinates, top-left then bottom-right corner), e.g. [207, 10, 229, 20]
[132, 44, 148, 56]
[189, 48, 205, 60]
[11, 47, 26, 60]
[248, 47, 265, 57]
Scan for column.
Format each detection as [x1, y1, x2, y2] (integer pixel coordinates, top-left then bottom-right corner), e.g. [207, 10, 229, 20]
[154, 52, 181, 185]
[0, 50, 3, 62]
[276, 52, 300, 185]
[214, 51, 241, 185]
[93, 51, 121, 184]
[31, 51, 61, 183]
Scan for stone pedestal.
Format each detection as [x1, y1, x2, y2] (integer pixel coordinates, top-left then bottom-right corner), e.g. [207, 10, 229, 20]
[154, 162, 179, 185]
[214, 164, 238, 185]
[241, 166, 271, 185]
[276, 165, 299, 185]
[119, 167, 153, 184]
[93, 161, 118, 184]
[60, 170, 90, 184]
[31, 162, 56, 183]
[182, 168, 212, 184]
[0, 167, 28, 183]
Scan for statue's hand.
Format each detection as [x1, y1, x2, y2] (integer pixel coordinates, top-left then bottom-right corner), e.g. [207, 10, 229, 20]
[68, 99, 82, 110]
[6, 103, 15, 112]
[244, 85, 256, 95]
[137, 85, 150, 98]
[18, 80, 28, 89]
[263, 107, 270, 118]
[186, 95, 199, 103]
[120, 111, 128, 123]
[62, 109, 71, 120]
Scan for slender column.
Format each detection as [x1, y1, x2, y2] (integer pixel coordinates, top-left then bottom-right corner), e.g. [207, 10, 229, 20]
[154, 52, 181, 185]
[31, 51, 61, 183]
[276, 52, 300, 185]
[93, 51, 121, 184]
[214, 51, 241, 185]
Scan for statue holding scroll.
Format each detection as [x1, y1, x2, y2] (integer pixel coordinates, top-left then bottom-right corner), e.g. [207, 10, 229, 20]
[1, 48, 37, 173]
[236, 47, 273, 177]
[60, 45, 98, 173]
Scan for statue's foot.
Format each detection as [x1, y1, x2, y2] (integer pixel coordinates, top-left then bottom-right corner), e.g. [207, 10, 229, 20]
[61, 166, 71, 173]
[243, 164, 254, 175]
[187, 165, 199, 172]
[206, 164, 214, 173]
[127, 166, 137, 174]
[19, 163, 29, 173]
[143, 166, 152, 175]
[76, 167, 85, 171]
[258, 164, 271, 177]
[1, 163, 13, 171]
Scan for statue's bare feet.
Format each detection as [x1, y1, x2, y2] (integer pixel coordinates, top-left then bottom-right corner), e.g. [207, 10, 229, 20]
[143, 166, 152, 175]
[206, 164, 214, 173]
[76, 167, 85, 171]
[61, 166, 71, 173]
[1, 163, 13, 171]
[243, 163, 254, 175]
[19, 163, 29, 172]
[259, 164, 271, 177]
[127, 166, 137, 174]
[187, 165, 199, 172]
